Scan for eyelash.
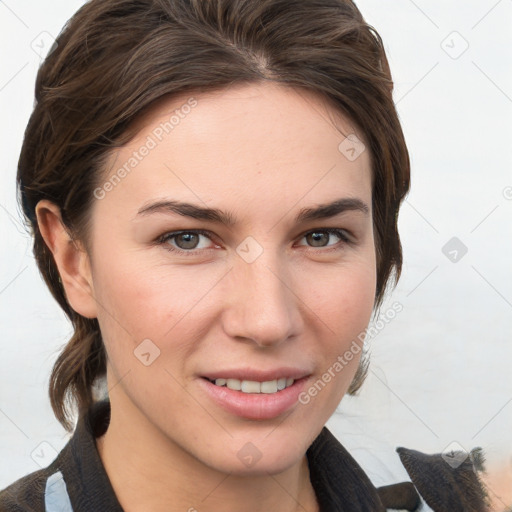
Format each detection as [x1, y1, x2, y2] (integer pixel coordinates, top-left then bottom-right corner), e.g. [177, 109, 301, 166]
[156, 228, 352, 256]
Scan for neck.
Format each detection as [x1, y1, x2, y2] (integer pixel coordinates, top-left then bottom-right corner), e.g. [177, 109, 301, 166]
[95, 394, 319, 512]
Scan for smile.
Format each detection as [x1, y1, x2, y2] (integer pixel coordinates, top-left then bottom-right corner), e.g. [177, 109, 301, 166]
[206, 377, 295, 394]
[200, 375, 309, 420]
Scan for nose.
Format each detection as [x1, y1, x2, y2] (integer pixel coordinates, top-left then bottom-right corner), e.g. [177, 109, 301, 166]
[221, 254, 302, 348]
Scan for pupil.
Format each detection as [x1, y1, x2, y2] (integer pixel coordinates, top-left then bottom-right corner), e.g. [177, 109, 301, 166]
[178, 233, 198, 249]
[308, 232, 327, 247]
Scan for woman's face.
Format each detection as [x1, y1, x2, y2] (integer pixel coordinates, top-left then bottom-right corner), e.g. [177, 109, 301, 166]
[86, 81, 376, 474]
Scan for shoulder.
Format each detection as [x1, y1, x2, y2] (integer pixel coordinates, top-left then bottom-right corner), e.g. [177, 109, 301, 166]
[0, 468, 49, 511]
[0, 438, 72, 512]
[314, 426, 490, 511]
[0, 466, 75, 512]
[0, 400, 114, 512]
[392, 445, 490, 512]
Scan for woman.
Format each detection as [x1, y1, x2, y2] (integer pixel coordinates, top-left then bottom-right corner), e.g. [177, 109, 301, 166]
[0, 0, 490, 510]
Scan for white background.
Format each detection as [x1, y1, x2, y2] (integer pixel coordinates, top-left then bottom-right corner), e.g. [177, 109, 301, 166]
[1, 0, 511, 508]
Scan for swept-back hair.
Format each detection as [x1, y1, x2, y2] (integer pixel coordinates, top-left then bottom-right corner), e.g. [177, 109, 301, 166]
[17, 0, 410, 431]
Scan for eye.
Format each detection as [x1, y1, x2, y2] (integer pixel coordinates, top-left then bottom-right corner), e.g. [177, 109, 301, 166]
[297, 228, 351, 249]
[156, 227, 351, 255]
[157, 230, 217, 253]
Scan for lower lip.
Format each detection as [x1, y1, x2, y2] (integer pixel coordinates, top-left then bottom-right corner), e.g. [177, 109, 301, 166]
[198, 377, 309, 420]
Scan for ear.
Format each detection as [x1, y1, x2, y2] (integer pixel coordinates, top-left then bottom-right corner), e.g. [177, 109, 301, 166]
[35, 199, 98, 319]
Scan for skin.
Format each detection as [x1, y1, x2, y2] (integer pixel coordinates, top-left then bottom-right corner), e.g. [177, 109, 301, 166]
[36, 81, 376, 512]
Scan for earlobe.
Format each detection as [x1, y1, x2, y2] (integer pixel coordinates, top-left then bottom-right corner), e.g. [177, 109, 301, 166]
[35, 199, 98, 319]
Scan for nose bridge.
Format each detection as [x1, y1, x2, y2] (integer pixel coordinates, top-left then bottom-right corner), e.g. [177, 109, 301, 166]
[222, 247, 299, 346]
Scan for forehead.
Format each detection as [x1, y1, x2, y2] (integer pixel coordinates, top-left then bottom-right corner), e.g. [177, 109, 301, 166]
[96, 81, 372, 219]
[130, 81, 366, 144]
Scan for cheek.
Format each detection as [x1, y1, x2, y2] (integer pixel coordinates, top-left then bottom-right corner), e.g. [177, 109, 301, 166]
[91, 248, 224, 351]
[306, 258, 376, 386]
[307, 259, 376, 334]
[91, 259, 205, 394]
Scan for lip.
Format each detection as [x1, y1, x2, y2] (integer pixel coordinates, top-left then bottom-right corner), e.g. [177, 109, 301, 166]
[198, 375, 310, 420]
[200, 367, 310, 382]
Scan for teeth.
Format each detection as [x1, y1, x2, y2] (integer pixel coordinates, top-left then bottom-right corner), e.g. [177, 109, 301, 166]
[260, 380, 278, 393]
[213, 377, 295, 394]
[241, 380, 261, 393]
[226, 378, 241, 391]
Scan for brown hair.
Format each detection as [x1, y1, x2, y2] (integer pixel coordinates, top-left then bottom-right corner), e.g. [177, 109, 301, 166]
[17, 0, 410, 431]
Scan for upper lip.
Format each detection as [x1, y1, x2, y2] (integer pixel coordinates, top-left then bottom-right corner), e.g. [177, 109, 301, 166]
[201, 367, 311, 382]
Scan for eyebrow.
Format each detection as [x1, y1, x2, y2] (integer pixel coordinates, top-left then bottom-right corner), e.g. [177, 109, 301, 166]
[136, 197, 369, 225]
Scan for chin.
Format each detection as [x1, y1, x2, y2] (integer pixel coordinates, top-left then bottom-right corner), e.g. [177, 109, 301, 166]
[200, 423, 318, 476]
[208, 445, 305, 477]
